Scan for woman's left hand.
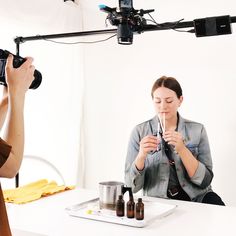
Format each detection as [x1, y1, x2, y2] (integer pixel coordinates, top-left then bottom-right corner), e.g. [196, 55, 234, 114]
[163, 130, 185, 153]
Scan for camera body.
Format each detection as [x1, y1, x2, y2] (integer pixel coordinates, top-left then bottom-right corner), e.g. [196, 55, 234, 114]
[119, 0, 133, 9]
[0, 49, 42, 89]
[117, 0, 134, 45]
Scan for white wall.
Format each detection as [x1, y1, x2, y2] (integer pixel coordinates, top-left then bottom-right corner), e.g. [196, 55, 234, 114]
[0, 0, 236, 206]
[80, 0, 236, 206]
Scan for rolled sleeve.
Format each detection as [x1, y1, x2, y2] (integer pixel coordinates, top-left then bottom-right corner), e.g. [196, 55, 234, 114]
[125, 126, 146, 193]
[129, 162, 146, 192]
[190, 162, 206, 185]
[190, 161, 213, 188]
[131, 162, 144, 176]
[190, 124, 214, 189]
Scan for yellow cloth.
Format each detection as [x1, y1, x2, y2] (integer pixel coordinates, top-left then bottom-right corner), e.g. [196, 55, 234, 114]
[3, 179, 75, 204]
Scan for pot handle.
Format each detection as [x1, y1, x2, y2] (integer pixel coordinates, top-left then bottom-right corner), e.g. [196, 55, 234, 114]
[122, 186, 133, 199]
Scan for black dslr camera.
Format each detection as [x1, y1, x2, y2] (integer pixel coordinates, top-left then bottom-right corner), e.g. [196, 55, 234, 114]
[0, 49, 42, 89]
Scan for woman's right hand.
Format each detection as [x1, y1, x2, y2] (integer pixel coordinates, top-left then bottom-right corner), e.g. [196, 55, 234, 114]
[135, 135, 160, 171]
[139, 135, 160, 157]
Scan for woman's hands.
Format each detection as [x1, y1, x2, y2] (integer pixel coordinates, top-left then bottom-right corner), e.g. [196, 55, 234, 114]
[135, 135, 160, 171]
[163, 130, 185, 153]
[163, 130, 199, 177]
[139, 135, 160, 157]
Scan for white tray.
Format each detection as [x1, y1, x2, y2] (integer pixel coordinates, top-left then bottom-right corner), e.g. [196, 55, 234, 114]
[65, 197, 177, 228]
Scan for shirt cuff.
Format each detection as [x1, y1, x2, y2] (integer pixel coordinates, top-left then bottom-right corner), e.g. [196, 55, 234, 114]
[131, 162, 145, 176]
[190, 161, 206, 186]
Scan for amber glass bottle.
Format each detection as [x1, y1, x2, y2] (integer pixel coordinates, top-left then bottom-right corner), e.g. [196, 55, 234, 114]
[126, 196, 135, 218]
[135, 198, 144, 220]
[116, 195, 125, 217]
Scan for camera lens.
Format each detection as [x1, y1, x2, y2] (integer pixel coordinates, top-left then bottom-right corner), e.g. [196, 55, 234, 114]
[29, 70, 42, 89]
[117, 23, 133, 45]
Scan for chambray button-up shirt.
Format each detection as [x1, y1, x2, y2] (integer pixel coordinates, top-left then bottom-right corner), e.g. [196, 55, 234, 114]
[124, 114, 213, 202]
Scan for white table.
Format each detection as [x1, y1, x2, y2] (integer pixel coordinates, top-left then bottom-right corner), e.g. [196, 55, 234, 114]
[7, 188, 236, 236]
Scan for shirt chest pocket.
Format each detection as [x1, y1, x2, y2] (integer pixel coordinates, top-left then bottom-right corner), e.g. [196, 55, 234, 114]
[186, 144, 199, 158]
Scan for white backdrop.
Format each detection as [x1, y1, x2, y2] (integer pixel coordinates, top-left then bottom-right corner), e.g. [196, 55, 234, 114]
[0, 0, 236, 206]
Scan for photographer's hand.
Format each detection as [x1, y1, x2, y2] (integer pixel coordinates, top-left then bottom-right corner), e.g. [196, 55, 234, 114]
[5, 55, 35, 98]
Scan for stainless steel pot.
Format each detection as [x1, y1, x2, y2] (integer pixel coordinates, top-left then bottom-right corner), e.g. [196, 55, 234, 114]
[99, 181, 124, 210]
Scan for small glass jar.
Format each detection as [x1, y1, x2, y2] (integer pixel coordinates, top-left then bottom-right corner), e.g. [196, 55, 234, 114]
[135, 198, 144, 220]
[116, 195, 125, 217]
[126, 196, 135, 218]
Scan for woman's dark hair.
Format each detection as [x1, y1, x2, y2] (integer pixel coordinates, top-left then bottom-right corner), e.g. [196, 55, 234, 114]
[151, 76, 183, 99]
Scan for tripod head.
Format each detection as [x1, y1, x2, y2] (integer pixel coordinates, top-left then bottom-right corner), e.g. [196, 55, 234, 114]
[99, 0, 154, 45]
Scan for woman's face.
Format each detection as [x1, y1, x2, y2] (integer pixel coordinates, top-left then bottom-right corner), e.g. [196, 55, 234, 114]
[152, 86, 183, 120]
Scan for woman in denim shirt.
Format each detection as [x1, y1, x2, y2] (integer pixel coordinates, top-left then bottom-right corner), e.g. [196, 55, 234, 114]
[125, 76, 225, 205]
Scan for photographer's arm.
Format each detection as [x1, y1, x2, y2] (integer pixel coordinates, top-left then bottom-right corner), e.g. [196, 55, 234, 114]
[0, 55, 34, 178]
[0, 87, 8, 129]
